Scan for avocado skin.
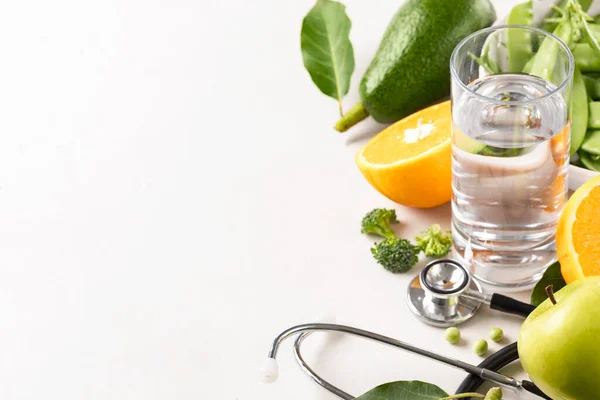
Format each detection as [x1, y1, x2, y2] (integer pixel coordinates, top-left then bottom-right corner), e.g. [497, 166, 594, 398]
[360, 0, 496, 123]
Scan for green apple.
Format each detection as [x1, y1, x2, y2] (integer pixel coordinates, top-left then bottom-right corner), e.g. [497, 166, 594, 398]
[519, 277, 600, 400]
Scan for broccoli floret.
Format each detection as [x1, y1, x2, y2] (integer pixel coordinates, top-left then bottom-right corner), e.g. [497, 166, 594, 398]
[415, 224, 453, 258]
[361, 208, 398, 238]
[371, 238, 419, 273]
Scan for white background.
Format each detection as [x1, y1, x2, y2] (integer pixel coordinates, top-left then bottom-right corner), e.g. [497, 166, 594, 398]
[0, 0, 545, 399]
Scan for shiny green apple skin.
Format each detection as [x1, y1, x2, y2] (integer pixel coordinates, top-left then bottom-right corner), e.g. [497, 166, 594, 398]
[518, 277, 600, 400]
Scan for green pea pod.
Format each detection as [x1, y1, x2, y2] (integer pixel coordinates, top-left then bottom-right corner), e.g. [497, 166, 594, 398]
[541, 0, 593, 33]
[528, 20, 572, 81]
[506, 0, 533, 72]
[571, 67, 589, 154]
[589, 102, 600, 129]
[583, 74, 600, 99]
[581, 129, 600, 155]
[574, 44, 600, 72]
[580, 150, 600, 171]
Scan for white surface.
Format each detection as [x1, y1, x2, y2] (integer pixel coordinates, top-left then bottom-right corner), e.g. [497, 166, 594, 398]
[0, 0, 559, 399]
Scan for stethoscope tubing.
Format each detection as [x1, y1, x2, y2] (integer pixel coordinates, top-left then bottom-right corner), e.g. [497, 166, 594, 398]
[267, 323, 550, 399]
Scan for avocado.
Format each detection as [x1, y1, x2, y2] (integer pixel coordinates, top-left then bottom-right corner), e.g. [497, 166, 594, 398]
[335, 0, 496, 132]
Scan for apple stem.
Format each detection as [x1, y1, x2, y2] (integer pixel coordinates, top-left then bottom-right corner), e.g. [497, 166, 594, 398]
[545, 284, 557, 305]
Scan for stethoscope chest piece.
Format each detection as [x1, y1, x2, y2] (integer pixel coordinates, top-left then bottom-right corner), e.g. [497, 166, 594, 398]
[407, 259, 484, 327]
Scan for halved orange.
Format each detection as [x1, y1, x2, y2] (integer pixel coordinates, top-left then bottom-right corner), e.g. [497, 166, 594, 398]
[557, 175, 600, 283]
[355, 101, 451, 208]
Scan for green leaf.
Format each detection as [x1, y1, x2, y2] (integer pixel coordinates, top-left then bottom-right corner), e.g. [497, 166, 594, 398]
[301, 0, 354, 116]
[530, 262, 567, 306]
[355, 380, 448, 400]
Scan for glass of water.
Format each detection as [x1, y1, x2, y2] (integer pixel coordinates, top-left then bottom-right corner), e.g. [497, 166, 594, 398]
[450, 26, 573, 289]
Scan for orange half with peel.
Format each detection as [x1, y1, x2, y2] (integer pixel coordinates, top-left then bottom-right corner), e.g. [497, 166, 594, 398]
[355, 101, 452, 208]
[557, 175, 600, 283]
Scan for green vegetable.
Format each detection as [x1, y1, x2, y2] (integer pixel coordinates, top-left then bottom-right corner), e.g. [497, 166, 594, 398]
[361, 208, 398, 238]
[581, 129, 600, 154]
[473, 339, 488, 356]
[580, 149, 600, 171]
[541, 0, 593, 33]
[506, 0, 533, 72]
[589, 102, 600, 129]
[571, 67, 589, 154]
[444, 327, 461, 344]
[371, 237, 419, 273]
[574, 44, 600, 72]
[530, 261, 566, 306]
[334, 0, 496, 132]
[415, 224, 453, 258]
[300, 0, 354, 116]
[488, 328, 504, 342]
[484, 387, 503, 400]
[355, 381, 448, 400]
[529, 18, 572, 82]
[583, 74, 600, 99]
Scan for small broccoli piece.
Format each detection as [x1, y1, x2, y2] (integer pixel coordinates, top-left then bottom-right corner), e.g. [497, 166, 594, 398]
[361, 208, 398, 238]
[371, 237, 419, 273]
[415, 224, 453, 258]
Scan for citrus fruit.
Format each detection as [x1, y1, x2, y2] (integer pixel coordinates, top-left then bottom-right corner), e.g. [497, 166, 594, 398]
[355, 101, 451, 208]
[557, 175, 600, 283]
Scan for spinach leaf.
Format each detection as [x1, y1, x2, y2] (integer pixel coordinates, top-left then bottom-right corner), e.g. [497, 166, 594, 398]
[531, 261, 567, 306]
[301, 0, 354, 116]
[355, 380, 448, 400]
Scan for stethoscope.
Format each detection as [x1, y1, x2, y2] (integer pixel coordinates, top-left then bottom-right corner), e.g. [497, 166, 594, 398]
[407, 259, 536, 327]
[263, 259, 550, 399]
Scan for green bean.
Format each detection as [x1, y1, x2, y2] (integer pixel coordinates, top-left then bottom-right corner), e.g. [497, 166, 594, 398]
[529, 20, 572, 81]
[574, 44, 600, 72]
[506, 1, 533, 72]
[580, 150, 600, 171]
[581, 130, 600, 155]
[589, 102, 600, 129]
[571, 67, 589, 154]
[583, 74, 600, 99]
[541, 0, 593, 33]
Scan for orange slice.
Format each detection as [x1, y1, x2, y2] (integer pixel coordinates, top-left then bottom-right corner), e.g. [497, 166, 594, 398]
[355, 101, 451, 208]
[557, 175, 600, 283]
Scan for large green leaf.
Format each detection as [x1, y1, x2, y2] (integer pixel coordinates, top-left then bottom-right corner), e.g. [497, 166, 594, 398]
[355, 380, 448, 400]
[531, 262, 567, 306]
[301, 0, 354, 115]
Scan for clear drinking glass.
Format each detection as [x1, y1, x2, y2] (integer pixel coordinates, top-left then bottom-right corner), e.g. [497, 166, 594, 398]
[450, 26, 573, 289]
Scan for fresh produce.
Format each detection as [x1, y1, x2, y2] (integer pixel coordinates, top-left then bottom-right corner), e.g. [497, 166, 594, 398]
[483, 388, 502, 400]
[488, 328, 503, 342]
[333, 0, 495, 132]
[530, 261, 567, 306]
[506, 0, 533, 72]
[415, 224, 453, 258]
[300, 0, 354, 117]
[355, 101, 452, 208]
[556, 174, 600, 282]
[571, 67, 589, 154]
[360, 208, 398, 238]
[519, 278, 600, 400]
[581, 129, 600, 153]
[444, 327, 461, 344]
[583, 74, 600, 98]
[579, 150, 600, 170]
[370, 238, 419, 273]
[506, 0, 600, 163]
[354, 380, 502, 400]
[473, 339, 488, 356]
